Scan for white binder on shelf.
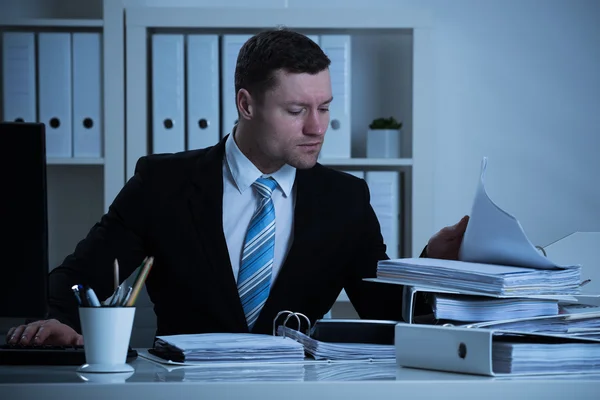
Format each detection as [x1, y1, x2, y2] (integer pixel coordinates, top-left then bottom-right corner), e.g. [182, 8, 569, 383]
[366, 171, 400, 259]
[38, 32, 72, 158]
[395, 323, 600, 377]
[220, 35, 251, 139]
[151, 34, 185, 154]
[186, 34, 220, 150]
[2, 32, 36, 123]
[72, 32, 102, 158]
[318, 35, 351, 159]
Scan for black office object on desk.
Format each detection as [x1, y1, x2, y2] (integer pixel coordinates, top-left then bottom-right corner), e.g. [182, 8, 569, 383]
[0, 344, 138, 366]
[309, 319, 397, 345]
[0, 122, 49, 319]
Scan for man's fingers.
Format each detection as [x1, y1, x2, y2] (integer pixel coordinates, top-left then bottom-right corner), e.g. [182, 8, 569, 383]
[73, 334, 84, 346]
[6, 327, 16, 341]
[7, 325, 27, 344]
[32, 324, 52, 345]
[18, 324, 42, 345]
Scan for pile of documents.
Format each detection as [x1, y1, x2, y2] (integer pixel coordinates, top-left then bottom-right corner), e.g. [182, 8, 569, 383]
[303, 361, 398, 381]
[464, 311, 600, 336]
[430, 293, 560, 322]
[276, 326, 396, 361]
[151, 333, 306, 363]
[377, 257, 582, 296]
[492, 332, 600, 374]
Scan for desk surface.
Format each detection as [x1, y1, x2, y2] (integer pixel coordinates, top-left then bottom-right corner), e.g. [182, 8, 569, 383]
[1, 354, 600, 400]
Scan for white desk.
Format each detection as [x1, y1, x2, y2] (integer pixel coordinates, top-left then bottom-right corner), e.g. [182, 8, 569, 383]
[1, 354, 600, 399]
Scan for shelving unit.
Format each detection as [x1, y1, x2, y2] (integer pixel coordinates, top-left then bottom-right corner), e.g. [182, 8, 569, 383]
[0, 1, 115, 273]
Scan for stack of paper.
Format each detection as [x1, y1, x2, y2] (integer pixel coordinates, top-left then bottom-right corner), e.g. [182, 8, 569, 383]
[154, 363, 306, 382]
[377, 257, 582, 296]
[431, 293, 560, 322]
[303, 361, 398, 381]
[464, 311, 600, 336]
[152, 333, 306, 363]
[492, 333, 600, 374]
[276, 326, 396, 361]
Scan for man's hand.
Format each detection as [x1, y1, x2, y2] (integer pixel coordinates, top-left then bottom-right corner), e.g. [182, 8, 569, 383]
[6, 319, 83, 346]
[426, 215, 470, 260]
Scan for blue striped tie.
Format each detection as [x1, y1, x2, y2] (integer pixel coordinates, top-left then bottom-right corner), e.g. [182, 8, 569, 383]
[237, 177, 278, 330]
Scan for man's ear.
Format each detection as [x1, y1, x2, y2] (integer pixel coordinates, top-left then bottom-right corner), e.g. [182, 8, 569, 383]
[236, 89, 254, 120]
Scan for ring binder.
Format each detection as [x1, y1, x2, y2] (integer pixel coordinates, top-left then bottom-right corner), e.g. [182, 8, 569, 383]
[272, 310, 311, 337]
[272, 311, 398, 361]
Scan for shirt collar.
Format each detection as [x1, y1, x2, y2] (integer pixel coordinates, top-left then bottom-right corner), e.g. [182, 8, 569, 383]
[225, 128, 296, 197]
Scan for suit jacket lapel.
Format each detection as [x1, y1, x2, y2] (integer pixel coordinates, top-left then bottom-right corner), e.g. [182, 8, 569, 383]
[187, 137, 248, 331]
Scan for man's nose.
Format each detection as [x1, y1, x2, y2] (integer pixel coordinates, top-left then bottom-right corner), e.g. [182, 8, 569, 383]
[303, 110, 327, 136]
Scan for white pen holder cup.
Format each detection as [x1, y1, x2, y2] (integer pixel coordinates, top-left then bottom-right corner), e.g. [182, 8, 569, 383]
[77, 306, 136, 373]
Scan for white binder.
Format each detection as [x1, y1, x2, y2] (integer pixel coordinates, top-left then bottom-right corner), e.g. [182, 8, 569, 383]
[38, 32, 72, 158]
[397, 284, 580, 324]
[72, 32, 102, 158]
[395, 323, 600, 376]
[318, 35, 351, 159]
[220, 35, 251, 138]
[151, 34, 185, 154]
[186, 34, 220, 150]
[366, 171, 400, 259]
[2, 32, 36, 123]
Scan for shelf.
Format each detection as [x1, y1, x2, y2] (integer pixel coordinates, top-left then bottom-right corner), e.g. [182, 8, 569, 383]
[47, 158, 104, 165]
[0, 18, 103, 28]
[319, 158, 413, 167]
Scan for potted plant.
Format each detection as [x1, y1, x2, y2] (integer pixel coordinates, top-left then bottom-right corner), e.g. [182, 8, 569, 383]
[367, 117, 403, 158]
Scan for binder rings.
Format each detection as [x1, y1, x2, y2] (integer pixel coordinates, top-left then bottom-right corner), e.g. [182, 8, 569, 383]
[395, 323, 600, 376]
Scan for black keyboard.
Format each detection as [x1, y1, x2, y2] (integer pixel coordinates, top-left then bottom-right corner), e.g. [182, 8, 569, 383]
[0, 344, 138, 366]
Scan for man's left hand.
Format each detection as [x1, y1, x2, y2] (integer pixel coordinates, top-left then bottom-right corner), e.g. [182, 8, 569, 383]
[425, 215, 470, 260]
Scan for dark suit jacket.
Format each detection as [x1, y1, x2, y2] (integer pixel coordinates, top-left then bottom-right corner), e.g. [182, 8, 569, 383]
[47, 136, 410, 336]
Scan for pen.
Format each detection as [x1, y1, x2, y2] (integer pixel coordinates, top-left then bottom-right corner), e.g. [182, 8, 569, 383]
[84, 286, 101, 307]
[71, 285, 82, 306]
[120, 286, 133, 307]
[125, 256, 154, 307]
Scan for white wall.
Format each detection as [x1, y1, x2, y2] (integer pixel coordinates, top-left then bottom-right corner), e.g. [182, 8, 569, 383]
[427, 0, 600, 247]
[289, 0, 600, 247]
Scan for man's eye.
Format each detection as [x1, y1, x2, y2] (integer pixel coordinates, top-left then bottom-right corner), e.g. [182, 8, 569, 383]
[288, 110, 302, 115]
[319, 108, 330, 113]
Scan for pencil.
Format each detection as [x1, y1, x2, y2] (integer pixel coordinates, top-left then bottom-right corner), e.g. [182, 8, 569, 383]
[125, 256, 154, 307]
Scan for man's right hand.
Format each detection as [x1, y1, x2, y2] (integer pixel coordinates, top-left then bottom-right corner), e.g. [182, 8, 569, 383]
[6, 319, 83, 346]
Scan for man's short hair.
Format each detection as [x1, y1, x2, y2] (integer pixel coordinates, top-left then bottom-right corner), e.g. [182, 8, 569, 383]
[235, 28, 331, 102]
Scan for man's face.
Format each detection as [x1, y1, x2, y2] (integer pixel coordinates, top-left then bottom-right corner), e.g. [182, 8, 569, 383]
[250, 69, 333, 171]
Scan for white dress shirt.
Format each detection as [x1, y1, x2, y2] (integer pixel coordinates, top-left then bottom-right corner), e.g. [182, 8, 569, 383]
[222, 132, 296, 285]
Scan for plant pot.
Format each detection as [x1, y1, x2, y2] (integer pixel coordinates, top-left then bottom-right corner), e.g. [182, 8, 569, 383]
[367, 128, 401, 158]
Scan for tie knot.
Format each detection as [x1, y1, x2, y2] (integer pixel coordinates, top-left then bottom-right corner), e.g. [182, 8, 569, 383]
[253, 177, 278, 199]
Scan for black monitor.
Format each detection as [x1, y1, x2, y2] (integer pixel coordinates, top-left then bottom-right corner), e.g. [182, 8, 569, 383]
[0, 122, 49, 319]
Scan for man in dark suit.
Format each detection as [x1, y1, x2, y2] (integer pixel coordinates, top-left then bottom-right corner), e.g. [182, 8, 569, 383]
[7, 28, 468, 346]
